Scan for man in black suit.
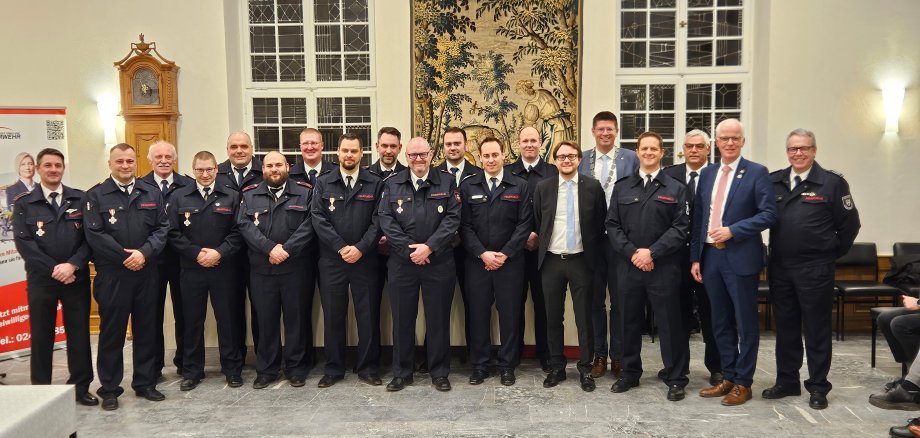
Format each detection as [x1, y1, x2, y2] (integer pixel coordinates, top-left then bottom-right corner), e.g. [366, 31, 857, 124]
[505, 126, 557, 371]
[533, 141, 607, 392]
[140, 140, 194, 380]
[662, 130, 722, 386]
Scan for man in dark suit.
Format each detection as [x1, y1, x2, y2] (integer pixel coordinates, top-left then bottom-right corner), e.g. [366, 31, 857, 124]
[505, 126, 557, 371]
[662, 130, 722, 386]
[534, 141, 607, 392]
[577, 111, 638, 379]
[140, 140, 194, 380]
[691, 119, 777, 406]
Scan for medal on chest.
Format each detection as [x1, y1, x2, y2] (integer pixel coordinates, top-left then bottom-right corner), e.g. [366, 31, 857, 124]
[183, 211, 192, 226]
[253, 211, 260, 226]
[36, 220, 45, 237]
[396, 199, 404, 214]
[329, 197, 336, 212]
[108, 208, 117, 224]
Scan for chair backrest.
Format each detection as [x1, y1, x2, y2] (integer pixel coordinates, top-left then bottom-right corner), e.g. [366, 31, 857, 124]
[836, 242, 878, 269]
[894, 242, 920, 256]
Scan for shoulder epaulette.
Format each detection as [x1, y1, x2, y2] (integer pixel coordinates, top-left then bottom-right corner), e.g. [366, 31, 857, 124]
[242, 183, 260, 192]
[664, 163, 680, 170]
[769, 168, 783, 175]
[295, 180, 313, 189]
[13, 191, 29, 202]
[827, 169, 846, 179]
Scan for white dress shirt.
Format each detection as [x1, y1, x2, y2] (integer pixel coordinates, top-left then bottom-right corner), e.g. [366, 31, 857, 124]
[111, 176, 136, 194]
[595, 148, 617, 207]
[485, 169, 503, 189]
[790, 167, 811, 189]
[446, 160, 466, 186]
[412, 171, 429, 191]
[548, 174, 583, 254]
[40, 184, 63, 205]
[153, 173, 173, 189]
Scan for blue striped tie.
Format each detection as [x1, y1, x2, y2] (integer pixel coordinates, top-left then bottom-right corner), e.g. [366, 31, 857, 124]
[565, 180, 576, 251]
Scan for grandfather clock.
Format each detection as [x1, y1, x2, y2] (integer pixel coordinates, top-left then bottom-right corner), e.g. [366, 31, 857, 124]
[114, 34, 180, 176]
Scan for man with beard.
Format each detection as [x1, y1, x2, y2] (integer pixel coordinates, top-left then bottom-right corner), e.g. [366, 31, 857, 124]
[369, 127, 406, 178]
[238, 151, 315, 389]
[311, 133, 385, 387]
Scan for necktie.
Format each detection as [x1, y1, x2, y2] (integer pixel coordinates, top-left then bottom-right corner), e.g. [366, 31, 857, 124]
[450, 167, 459, 176]
[600, 155, 610, 183]
[160, 179, 169, 196]
[416, 178, 424, 191]
[793, 175, 802, 190]
[308, 169, 318, 184]
[234, 167, 246, 186]
[645, 174, 653, 191]
[565, 180, 576, 252]
[49, 192, 60, 212]
[202, 186, 211, 200]
[527, 164, 534, 173]
[120, 183, 133, 194]
[688, 171, 698, 200]
[709, 165, 732, 232]
[346, 175, 353, 192]
[490, 177, 498, 193]
[270, 186, 283, 199]
[382, 170, 392, 178]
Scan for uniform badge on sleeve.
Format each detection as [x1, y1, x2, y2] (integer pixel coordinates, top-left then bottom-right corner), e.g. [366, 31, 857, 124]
[842, 194, 854, 210]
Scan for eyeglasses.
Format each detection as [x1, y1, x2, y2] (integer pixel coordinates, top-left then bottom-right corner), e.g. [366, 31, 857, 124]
[717, 136, 744, 143]
[786, 146, 815, 154]
[683, 143, 708, 150]
[193, 167, 216, 174]
[406, 152, 430, 160]
[555, 154, 579, 162]
[300, 141, 323, 147]
[594, 127, 616, 133]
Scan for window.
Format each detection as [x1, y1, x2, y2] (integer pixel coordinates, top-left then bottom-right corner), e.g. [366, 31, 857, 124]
[243, 0, 375, 165]
[616, 0, 750, 166]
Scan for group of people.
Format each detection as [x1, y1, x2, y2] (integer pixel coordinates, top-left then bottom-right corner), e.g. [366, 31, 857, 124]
[15, 112, 862, 415]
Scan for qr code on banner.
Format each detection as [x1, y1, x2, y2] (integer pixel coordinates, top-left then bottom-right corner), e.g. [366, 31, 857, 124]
[46, 120, 65, 140]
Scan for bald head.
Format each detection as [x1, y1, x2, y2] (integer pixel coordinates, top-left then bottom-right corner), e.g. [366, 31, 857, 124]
[226, 131, 254, 167]
[406, 137, 432, 177]
[518, 127, 541, 161]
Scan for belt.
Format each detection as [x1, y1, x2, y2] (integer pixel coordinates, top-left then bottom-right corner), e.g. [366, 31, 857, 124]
[549, 252, 583, 260]
[707, 242, 726, 250]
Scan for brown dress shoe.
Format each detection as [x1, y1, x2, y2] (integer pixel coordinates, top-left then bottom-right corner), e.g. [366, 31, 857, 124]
[610, 359, 622, 379]
[700, 380, 734, 398]
[590, 356, 607, 379]
[908, 422, 920, 437]
[721, 384, 753, 406]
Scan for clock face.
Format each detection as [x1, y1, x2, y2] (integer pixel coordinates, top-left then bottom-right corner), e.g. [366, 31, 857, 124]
[132, 68, 160, 106]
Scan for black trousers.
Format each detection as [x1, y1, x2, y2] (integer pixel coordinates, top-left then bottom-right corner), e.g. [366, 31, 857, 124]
[770, 262, 835, 395]
[878, 307, 920, 366]
[679, 269, 721, 374]
[617, 260, 689, 386]
[520, 248, 548, 361]
[94, 270, 159, 397]
[179, 265, 244, 379]
[453, 244, 471, 351]
[591, 243, 622, 360]
[250, 270, 311, 379]
[388, 257, 455, 379]
[27, 280, 93, 394]
[540, 253, 594, 374]
[465, 256, 525, 371]
[154, 256, 183, 375]
[318, 256, 381, 377]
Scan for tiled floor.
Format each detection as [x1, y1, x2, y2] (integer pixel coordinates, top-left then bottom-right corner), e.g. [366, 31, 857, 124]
[0, 334, 914, 437]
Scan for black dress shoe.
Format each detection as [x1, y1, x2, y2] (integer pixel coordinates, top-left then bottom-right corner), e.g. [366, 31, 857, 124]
[886, 378, 905, 392]
[289, 376, 307, 387]
[891, 418, 920, 438]
[469, 369, 489, 385]
[709, 372, 724, 387]
[135, 388, 166, 401]
[386, 376, 413, 392]
[252, 375, 277, 389]
[180, 379, 201, 391]
[667, 384, 686, 401]
[657, 368, 667, 381]
[869, 384, 920, 410]
[762, 384, 802, 399]
[543, 369, 567, 388]
[317, 374, 343, 388]
[432, 376, 451, 392]
[358, 374, 382, 386]
[579, 374, 596, 392]
[76, 392, 99, 406]
[610, 378, 640, 393]
[809, 392, 828, 410]
[500, 370, 515, 386]
[226, 375, 243, 388]
[101, 395, 118, 411]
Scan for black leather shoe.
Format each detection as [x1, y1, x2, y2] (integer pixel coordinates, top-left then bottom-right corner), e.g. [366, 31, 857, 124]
[252, 375, 276, 389]
[709, 372, 724, 387]
[667, 384, 686, 401]
[762, 384, 802, 399]
[543, 369, 566, 388]
[135, 388, 166, 401]
[809, 392, 828, 410]
[539, 359, 552, 374]
[610, 378, 640, 393]
[500, 370, 515, 386]
[317, 374, 343, 388]
[886, 378, 905, 392]
[869, 384, 920, 410]
[469, 369, 489, 385]
[386, 376, 413, 392]
[432, 376, 452, 392]
[358, 374, 382, 386]
[657, 368, 667, 381]
[289, 376, 307, 387]
[226, 375, 243, 388]
[180, 379, 201, 391]
[891, 418, 920, 438]
[76, 392, 99, 406]
[101, 395, 118, 411]
[579, 374, 596, 392]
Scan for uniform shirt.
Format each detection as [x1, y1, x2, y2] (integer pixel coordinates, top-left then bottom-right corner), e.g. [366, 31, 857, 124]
[13, 185, 90, 286]
[505, 158, 558, 233]
[484, 169, 504, 189]
[40, 184, 63, 205]
[606, 171, 689, 262]
[446, 160, 467, 186]
[548, 174, 583, 254]
[458, 171, 531, 259]
[111, 176, 137, 195]
[312, 168, 383, 260]
[167, 183, 242, 269]
[238, 180, 314, 274]
[152, 173, 173, 189]
[790, 167, 811, 189]
[216, 158, 263, 192]
[704, 157, 739, 243]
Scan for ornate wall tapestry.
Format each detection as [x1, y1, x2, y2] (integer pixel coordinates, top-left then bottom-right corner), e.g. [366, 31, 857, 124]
[412, 0, 581, 165]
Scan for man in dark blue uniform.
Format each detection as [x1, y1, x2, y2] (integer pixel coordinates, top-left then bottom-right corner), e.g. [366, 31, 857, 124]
[312, 133, 384, 387]
[167, 151, 245, 390]
[84, 143, 170, 410]
[606, 131, 691, 401]
[367, 127, 406, 317]
[378, 137, 460, 392]
[140, 140, 194, 380]
[13, 148, 95, 406]
[238, 151, 315, 389]
[506, 127, 557, 372]
[764, 128, 860, 410]
[215, 132, 263, 362]
[459, 137, 532, 386]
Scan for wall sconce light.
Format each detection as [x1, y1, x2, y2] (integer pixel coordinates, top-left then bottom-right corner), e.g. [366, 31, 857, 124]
[883, 83, 905, 133]
[96, 95, 119, 147]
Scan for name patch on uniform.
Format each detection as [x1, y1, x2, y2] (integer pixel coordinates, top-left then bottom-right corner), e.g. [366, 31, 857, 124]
[803, 195, 825, 201]
[656, 195, 676, 202]
[356, 194, 375, 200]
[67, 211, 83, 219]
[430, 192, 448, 197]
[287, 204, 306, 209]
[139, 203, 157, 208]
[502, 195, 520, 200]
[215, 207, 232, 213]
